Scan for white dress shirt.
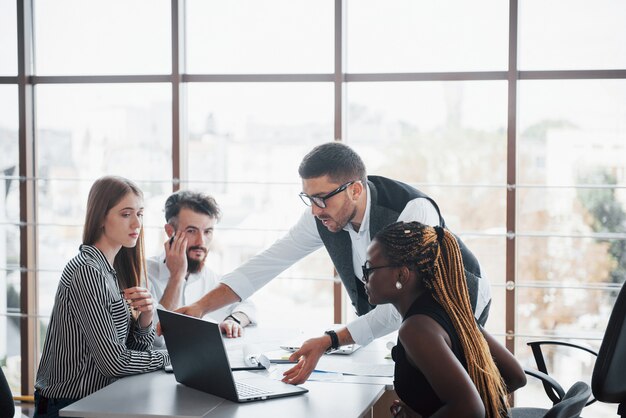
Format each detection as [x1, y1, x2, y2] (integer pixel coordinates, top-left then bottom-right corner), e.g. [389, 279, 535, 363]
[221, 184, 491, 346]
[148, 254, 257, 348]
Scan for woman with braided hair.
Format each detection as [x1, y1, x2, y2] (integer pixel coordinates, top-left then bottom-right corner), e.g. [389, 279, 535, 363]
[364, 221, 526, 418]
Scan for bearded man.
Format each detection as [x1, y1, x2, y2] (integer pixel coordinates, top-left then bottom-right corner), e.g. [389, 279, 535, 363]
[148, 191, 256, 347]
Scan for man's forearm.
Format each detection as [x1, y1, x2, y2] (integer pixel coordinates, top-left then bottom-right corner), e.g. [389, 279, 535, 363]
[196, 283, 241, 315]
[321, 327, 355, 351]
[159, 275, 186, 310]
[336, 327, 355, 346]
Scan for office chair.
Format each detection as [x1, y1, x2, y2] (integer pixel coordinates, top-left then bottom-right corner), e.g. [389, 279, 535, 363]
[511, 380, 591, 418]
[591, 281, 626, 417]
[525, 282, 626, 417]
[0, 366, 15, 418]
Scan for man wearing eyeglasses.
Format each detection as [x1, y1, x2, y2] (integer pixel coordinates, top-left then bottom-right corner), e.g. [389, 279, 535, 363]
[173, 142, 491, 385]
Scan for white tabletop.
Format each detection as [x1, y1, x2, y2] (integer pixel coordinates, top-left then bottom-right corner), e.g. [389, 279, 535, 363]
[60, 370, 385, 418]
[60, 325, 395, 418]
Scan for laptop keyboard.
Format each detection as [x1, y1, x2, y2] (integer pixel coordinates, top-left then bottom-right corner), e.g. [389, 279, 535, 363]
[236, 381, 272, 398]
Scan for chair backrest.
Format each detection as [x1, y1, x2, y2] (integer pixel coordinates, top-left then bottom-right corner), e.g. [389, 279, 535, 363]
[592, 282, 626, 406]
[544, 381, 591, 418]
[0, 366, 15, 418]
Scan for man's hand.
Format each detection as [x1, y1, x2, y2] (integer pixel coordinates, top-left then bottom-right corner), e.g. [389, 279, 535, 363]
[219, 319, 243, 338]
[281, 335, 330, 385]
[175, 302, 206, 318]
[156, 302, 206, 336]
[164, 231, 188, 279]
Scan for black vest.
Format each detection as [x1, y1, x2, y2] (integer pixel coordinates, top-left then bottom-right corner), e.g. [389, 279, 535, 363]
[316, 175, 482, 316]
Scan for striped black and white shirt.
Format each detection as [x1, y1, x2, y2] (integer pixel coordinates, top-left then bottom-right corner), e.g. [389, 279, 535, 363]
[35, 245, 169, 399]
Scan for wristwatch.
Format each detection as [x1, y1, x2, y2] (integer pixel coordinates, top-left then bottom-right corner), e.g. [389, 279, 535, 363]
[324, 330, 340, 352]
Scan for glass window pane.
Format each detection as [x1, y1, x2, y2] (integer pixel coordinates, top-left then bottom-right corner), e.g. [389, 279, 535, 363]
[518, 236, 625, 286]
[186, 82, 333, 183]
[0, 0, 17, 75]
[347, 0, 508, 72]
[0, 85, 19, 224]
[186, 0, 334, 74]
[517, 287, 612, 337]
[36, 83, 172, 181]
[518, 187, 626, 236]
[347, 81, 508, 185]
[519, 0, 626, 70]
[518, 80, 626, 186]
[1, 224, 20, 394]
[36, 84, 172, 322]
[34, 0, 170, 75]
[0, 85, 19, 393]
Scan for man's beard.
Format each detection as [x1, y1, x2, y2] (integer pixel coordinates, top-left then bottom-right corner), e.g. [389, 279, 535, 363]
[186, 246, 207, 274]
[319, 206, 358, 233]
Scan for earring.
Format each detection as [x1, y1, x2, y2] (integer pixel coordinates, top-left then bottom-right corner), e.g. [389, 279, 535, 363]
[396, 281, 403, 290]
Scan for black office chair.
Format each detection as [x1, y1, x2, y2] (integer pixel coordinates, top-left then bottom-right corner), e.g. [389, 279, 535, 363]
[524, 282, 626, 417]
[0, 366, 15, 418]
[591, 281, 626, 417]
[511, 380, 591, 418]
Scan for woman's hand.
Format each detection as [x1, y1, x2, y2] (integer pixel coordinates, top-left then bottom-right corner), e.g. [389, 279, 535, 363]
[123, 286, 154, 329]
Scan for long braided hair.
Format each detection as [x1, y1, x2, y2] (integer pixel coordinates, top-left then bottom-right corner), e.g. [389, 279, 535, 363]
[375, 221, 508, 418]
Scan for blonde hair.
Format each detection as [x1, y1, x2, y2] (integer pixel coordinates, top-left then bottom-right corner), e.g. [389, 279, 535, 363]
[375, 221, 508, 418]
[83, 176, 147, 290]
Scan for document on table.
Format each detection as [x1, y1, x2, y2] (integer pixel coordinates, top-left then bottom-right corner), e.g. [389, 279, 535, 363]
[315, 361, 394, 377]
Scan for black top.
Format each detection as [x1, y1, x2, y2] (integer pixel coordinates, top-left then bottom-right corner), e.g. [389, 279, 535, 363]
[392, 292, 466, 417]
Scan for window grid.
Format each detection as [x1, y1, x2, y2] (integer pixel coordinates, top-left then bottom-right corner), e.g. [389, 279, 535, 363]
[2, 0, 625, 396]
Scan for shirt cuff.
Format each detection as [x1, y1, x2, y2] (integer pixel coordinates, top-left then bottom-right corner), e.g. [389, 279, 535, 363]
[133, 320, 154, 336]
[159, 350, 171, 367]
[221, 271, 256, 301]
[346, 315, 375, 347]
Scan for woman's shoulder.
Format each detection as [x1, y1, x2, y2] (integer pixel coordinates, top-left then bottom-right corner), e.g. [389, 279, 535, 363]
[400, 312, 448, 342]
[61, 249, 111, 289]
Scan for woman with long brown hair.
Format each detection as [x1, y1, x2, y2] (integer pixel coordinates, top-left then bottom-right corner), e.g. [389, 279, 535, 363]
[34, 176, 169, 418]
[364, 221, 526, 417]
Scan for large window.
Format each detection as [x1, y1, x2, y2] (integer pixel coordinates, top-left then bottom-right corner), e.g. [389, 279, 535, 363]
[4, 2, 626, 415]
[0, 84, 19, 396]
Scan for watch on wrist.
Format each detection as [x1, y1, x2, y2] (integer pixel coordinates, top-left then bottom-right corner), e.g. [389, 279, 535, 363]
[324, 330, 340, 352]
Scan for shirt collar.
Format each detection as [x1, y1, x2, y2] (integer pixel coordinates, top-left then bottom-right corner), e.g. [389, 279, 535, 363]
[79, 244, 116, 274]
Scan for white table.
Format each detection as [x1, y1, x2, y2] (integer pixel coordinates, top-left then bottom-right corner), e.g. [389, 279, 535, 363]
[60, 370, 386, 418]
[60, 326, 395, 418]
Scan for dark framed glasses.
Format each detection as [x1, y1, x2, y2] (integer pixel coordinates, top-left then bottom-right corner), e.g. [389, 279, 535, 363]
[298, 180, 356, 209]
[361, 260, 398, 282]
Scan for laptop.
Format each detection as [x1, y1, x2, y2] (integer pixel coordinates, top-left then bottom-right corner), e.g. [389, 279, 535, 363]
[158, 308, 308, 402]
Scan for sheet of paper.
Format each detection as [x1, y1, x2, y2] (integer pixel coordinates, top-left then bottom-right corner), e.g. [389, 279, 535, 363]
[315, 361, 394, 377]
